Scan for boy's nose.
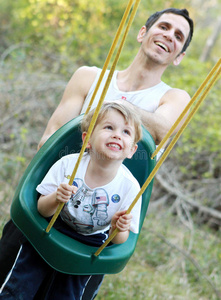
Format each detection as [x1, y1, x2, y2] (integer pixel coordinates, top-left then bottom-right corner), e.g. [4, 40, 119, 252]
[112, 131, 121, 139]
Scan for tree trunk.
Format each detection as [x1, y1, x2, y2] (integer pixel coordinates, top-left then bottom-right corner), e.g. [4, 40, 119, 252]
[200, 17, 221, 62]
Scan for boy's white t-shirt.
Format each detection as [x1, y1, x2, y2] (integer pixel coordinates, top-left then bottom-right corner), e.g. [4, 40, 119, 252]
[36, 153, 141, 236]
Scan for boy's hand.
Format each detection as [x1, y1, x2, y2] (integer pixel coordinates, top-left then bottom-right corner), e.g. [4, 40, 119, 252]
[56, 183, 77, 204]
[111, 210, 132, 232]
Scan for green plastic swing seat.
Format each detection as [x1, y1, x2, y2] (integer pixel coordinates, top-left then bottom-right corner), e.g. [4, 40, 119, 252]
[10, 115, 156, 275]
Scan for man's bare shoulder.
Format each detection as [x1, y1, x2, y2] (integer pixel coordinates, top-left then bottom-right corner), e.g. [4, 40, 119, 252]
[160, 87, 191, 106]
[67, 66, 99, 98]
[74, 66, 98, 80]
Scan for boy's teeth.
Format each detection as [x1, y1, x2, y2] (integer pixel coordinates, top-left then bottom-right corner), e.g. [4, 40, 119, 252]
[108, 143, 120, 149]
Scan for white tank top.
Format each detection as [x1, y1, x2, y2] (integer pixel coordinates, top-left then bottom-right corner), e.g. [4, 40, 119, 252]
[81, 67, 172, 114]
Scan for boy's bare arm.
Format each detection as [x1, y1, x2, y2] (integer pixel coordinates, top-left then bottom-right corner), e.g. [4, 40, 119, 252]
[37, 183, 77, 217]
[109, 210, 132, 244]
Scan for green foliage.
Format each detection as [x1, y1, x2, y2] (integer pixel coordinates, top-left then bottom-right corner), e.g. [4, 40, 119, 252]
[0, 0, 195, 71]
[0, 0, 130, 70]
[96, 211, 221, 299]
[162, 57, 221, 179]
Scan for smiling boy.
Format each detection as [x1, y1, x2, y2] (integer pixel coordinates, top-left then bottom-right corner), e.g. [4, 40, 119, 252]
[37, 101, 142, 245]
[0, 101, 143, 299]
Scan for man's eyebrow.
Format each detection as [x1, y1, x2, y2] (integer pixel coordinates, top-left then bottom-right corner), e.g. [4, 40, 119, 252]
[159, 21, 186, 40]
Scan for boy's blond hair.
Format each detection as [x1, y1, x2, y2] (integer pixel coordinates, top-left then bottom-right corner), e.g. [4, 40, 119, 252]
[81, 101, 142, 144]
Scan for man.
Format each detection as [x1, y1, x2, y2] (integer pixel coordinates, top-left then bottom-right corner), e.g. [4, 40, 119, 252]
[38, 8, 193, 149]
[0, 8, 194, 299]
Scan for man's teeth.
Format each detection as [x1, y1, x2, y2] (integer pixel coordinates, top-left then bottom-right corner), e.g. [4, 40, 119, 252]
[155, 42, 169, 52]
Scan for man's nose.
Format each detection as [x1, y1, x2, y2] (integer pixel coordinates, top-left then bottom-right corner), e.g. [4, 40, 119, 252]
[163, 30, 173, 42]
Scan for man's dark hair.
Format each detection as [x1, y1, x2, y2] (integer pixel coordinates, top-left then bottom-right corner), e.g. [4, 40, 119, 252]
[145, 8, 194, 53]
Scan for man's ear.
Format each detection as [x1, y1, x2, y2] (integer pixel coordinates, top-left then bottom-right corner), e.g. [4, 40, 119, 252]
[82, 132, 91, 149]
[137, 26, 147, 43]
[173, 52, 185, 66]
[127, 144, 138, 159]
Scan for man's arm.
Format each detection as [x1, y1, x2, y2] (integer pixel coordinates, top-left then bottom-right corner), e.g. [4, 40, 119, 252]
[37, 66, 98, 150]
[127, 88, 190, 145]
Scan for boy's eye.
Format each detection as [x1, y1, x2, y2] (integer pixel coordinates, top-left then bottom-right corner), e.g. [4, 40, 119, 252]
[123, 129, 131, 135]
[104, 125, 113, 130]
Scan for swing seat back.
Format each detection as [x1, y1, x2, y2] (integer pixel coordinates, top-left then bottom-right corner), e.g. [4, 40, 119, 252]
[11, 115, 156, 275]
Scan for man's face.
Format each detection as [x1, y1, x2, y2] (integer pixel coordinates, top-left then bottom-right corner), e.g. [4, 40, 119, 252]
[138, 13, 191, 66]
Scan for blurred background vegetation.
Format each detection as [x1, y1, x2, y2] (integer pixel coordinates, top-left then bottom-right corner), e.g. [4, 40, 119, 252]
[0, 0, 220, 299]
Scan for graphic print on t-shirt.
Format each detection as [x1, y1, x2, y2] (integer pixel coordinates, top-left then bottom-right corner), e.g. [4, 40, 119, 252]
[61, 178, 113, 234]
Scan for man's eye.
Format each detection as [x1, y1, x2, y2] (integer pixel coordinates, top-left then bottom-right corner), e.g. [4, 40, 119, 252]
[160, 25, 167, 30]
[175, 34, 182, 41]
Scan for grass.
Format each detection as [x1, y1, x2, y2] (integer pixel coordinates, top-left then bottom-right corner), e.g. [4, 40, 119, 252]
[0, 202, 220, 299]
[96, 209, 221, 300]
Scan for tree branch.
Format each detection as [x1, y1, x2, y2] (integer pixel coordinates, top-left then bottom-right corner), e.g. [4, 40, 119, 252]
[156, 173, 221, 220]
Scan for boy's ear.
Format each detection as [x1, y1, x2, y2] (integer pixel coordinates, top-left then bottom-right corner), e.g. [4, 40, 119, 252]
[127, 144, 138, 159]
[82, 132, 91, 149]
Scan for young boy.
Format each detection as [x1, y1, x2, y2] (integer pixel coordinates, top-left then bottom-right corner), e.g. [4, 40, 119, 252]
[0, 101, 142, 299]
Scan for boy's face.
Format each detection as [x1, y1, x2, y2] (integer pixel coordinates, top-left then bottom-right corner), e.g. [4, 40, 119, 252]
[137, 13, 190, 66]
[83, 109, 138, 161]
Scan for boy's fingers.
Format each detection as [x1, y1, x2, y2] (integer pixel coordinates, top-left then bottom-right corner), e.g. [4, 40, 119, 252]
[72, 186, 78, 194]
[116, 221, 130, 231]
[118, 215, 132, 225]
[115, 210, 127, 217]
[58, 183, 77, 197]
[121, 213, 132, 221]
[60, 182, 73, 191]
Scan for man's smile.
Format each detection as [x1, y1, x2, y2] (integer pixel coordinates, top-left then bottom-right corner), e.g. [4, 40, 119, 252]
[155, 41, 170, 52]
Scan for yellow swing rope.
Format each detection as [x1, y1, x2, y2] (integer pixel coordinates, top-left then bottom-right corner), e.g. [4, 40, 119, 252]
[84, 0, 134, 115]
[46, 0, 141, 233]
[152, 57, 221, 159]
[94, 58, 221, 256]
